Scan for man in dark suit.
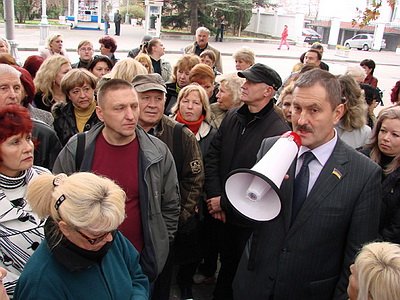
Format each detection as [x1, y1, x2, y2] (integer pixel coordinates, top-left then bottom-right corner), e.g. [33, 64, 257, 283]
[233, 69, 381, 300]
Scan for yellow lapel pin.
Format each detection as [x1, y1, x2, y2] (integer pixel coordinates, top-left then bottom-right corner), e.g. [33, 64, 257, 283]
[332, 168, 342, 179]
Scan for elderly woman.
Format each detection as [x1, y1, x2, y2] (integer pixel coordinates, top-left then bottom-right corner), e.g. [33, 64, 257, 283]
[189, 63, 218, 104]
[141, 38, 171, 82]
[99, 36, 118, 66]
[336, 75, 371, 149]
[33, 55, 71, 112]
[88, 55, 113, 79]
[348, 242, 400, 300]
[52, 69, 100, 146]
[165, 54, 200, 115]
[170, 83, 216, 298]
[0, 105, 49, 296]
[210, 73, 244, 129]
[362, 107, 400, 243]
[232, 47, 255, 71]
[39, 33, 68, 59]
[345, 65, 366, 84]
[14, 172, 149, 299]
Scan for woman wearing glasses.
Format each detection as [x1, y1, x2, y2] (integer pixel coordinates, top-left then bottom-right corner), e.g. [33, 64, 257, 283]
[14, 172, 149, 300]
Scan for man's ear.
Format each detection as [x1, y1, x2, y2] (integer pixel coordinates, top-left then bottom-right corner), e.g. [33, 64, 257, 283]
[333, 103, 345, 125]
[96, 105, 104, 122]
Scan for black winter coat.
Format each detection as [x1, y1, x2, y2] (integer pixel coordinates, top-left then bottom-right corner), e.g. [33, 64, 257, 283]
[204, 101, 290, 225]
[53, 101, 100, 146]
[380, 167, 400, 243]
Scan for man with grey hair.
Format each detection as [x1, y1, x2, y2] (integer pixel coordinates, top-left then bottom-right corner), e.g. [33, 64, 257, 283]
[184, 26, 223, 73]
[0, 64, 62, 170]
[132, 73, 204, 300]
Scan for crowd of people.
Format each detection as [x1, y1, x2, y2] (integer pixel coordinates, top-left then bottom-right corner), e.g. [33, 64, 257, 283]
[0, 24, 399, 300]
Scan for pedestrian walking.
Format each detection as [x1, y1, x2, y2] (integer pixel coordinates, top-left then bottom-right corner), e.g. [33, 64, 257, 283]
[278, 25, 290, 50]
[104, 12, 110, 35]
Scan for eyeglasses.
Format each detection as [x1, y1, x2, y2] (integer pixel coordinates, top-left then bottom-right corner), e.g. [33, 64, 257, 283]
[76, 229, 116, 245]
[79, 47, 93, 52]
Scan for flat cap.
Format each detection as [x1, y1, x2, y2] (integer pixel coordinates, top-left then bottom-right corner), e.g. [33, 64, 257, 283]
[132, 73, 167, 93]
[238, 63, 282, 91]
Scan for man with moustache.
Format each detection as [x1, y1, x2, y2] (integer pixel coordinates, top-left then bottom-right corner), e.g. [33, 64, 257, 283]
[184, 27, 223, 73]
[53, 79, 180, 283]
[205, 63, 289, 299]
[233, 69, 381, 300]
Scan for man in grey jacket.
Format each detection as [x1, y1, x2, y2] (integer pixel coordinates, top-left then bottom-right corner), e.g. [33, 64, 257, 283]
[53, 79, 180, 282]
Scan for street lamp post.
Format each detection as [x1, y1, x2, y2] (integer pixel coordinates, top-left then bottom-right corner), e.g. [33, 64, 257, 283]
[3, 0, 19, 63]
[125, 0, 129, 24]
[39, 0, 50, 46]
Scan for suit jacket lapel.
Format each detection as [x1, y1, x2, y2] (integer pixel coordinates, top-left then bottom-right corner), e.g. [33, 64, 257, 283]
[281, 161, 296, 231]
[288, 139, 349, 236]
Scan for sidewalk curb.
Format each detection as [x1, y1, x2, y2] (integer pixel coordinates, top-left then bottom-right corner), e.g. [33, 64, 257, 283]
[15, 47, 400, 67]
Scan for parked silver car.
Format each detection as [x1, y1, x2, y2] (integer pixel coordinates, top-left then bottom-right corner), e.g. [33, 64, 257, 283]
[344, 34, 386, 51]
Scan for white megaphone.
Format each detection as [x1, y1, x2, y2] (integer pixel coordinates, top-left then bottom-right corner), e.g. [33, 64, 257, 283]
[225, 131, 301, 221]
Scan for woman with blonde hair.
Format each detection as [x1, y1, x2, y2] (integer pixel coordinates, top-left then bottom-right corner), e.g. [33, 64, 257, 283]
[348, 242, 400, 300]
[102, 58, 147, 82]
[135, 53, 153, 74]
[362, 107, 400, 243]
[170, 84, 216, 298]
[277, 83, 295, 128]
[14, 172, 149, 299]
[33, 55, 71, 112]
[345, 65, 367, 84]
[39, 33, 68, 59]
[232, 47, 255, 71]
[211, 73, 244, 128]
[336, 75, 371, 149]
[171, 83, 215, 153]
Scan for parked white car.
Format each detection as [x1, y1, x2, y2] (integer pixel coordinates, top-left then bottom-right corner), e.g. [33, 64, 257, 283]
[344, 34, 386, 51]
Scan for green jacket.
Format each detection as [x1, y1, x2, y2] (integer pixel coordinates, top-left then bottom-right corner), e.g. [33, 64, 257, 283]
[14, 231, 149, 299]
[53, 123, 180, 281]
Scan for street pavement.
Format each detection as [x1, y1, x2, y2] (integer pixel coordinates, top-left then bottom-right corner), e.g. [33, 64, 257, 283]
[1, 23, 400, 299]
